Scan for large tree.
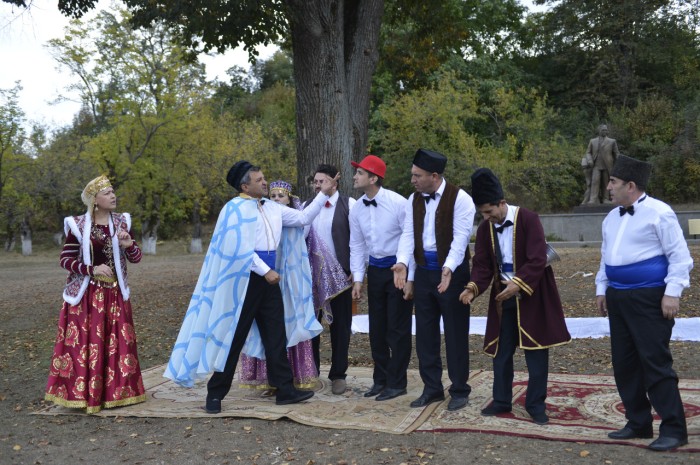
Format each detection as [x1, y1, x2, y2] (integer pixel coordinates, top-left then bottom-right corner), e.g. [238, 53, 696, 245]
[112, 0, 384, 198]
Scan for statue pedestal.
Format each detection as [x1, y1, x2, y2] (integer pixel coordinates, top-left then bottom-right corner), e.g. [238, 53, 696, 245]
[572, 204, 616, 214]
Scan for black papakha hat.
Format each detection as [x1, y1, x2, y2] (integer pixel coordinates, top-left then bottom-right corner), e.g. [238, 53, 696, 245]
[470, 168, 504, 206]
[227, 160, 253, 191]
[610, 155, 652, 191]
[413, 148, 447, 174]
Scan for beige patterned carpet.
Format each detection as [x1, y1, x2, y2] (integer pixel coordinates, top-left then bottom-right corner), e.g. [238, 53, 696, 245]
[35, 365, 700, 450]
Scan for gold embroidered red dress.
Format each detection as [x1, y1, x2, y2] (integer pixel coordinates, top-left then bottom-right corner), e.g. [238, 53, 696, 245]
[45, 213, 145, 413]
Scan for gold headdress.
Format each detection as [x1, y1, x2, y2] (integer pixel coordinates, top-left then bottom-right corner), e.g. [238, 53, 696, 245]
[269, 180, 293, 196]
[81, 175, 112, 210]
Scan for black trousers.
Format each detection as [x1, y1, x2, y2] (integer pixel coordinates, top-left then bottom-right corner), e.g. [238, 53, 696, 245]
[491, 298, 549, 415]
[312, 287, 352, 380]
[367, 265, 413, 389]
[413, 262, 471, 399]
[207, 273, 294, 400]
[606, 286, 687, 439]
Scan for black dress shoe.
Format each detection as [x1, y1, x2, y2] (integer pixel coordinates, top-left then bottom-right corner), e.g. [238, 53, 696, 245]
[205, 397, 221, 414]
[481, 403, 512, 416]
[648, 436, 688, 452]
[276, 388, 314, 405]
[376, 388, 407, 401]
[363, 384, 385, 398]
[607, 426, 653, 440]
[447, 397, 469, 411]
[410, 392, 445, 408]
[529, 411, 549, 425]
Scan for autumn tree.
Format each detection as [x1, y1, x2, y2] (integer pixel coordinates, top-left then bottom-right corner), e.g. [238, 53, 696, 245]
[47, 8, 210, 253]
[0, 83, 31, 251]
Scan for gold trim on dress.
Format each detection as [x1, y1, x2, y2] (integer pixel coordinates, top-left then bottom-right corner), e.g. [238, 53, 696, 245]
[45, 393, 146, 414]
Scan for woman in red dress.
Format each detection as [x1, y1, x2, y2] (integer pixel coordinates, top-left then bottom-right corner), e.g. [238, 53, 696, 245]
[45, 175, 145, 413]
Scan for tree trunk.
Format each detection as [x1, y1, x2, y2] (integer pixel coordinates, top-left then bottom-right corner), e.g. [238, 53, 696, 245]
[189, 200, 203, 254]
[20, 215, 32, 256]
[141, 224, 158, 255]
[3, 210, 16, 252]
[140, 193, 162, 255]
[285, 0, 384, 199]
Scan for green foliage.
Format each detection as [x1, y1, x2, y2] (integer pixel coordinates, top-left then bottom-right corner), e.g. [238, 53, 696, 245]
[371, 71, 581, 211]
[523, 0, 700, 117]
[251, 51, 294, 91]
[376, 0, 526, 95]
[0, 83, 31, 246]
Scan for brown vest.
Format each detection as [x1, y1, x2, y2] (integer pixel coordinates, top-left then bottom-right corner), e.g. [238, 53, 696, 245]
[412, 182, 470, 267]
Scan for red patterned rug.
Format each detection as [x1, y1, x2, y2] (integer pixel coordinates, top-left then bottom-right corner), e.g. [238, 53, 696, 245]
[417, 371, 700, 452]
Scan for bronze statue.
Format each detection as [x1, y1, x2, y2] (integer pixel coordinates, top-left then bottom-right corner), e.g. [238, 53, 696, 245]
[582, 124, 620, 204]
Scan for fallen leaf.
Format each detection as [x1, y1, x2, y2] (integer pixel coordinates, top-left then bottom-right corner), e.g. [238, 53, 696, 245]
[380, 448, 389, 452]
[580, 450, 590, 457]
[13, 445, 21, 451]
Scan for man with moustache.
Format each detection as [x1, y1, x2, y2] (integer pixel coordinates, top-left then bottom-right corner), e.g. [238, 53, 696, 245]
[165, 161, 336, 413]
[349, 155, 414, 401]
[393, 149, 475, 411]
[596, 155, 692, 451]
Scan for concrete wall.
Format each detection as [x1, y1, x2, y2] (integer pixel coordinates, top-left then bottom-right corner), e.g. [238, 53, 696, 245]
[538, 210, 700, 242]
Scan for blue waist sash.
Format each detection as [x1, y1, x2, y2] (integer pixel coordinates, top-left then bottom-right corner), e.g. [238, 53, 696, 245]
[369, 255, 397, 268]
[606, 255, 668, 289]
[255, 250, 277, 271]
[420, 250, 440, 271]
[501, 263, 513, 273]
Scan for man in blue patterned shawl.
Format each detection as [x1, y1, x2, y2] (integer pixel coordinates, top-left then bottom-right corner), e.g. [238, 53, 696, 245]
[165, 161, 337, 413]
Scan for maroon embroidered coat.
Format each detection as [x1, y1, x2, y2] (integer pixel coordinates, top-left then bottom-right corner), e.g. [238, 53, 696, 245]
[467, 207, 571, 355]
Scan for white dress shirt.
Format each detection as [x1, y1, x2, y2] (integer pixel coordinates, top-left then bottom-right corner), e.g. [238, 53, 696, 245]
[396, 178, 476, 272]
[595, 195, 693, 297]
[310, 190, 356, 261]
[349, 187, 415, 282]
[495, 204, 517, 265]
[250, 191, 328, 276]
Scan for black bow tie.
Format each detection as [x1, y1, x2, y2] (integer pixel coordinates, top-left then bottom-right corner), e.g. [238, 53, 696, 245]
[494, 220, 513, 234]
[258, 199, 266, 205]
[619, 206, 634, 216]
[423, 192, 436, 203]
[363, 198, 377, 207]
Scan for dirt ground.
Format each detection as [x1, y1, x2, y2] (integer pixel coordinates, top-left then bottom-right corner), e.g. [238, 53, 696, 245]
[1, 242, 698, 465]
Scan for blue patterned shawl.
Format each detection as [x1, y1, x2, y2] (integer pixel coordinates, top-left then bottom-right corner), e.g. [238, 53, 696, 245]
[163, 197, 320, 387]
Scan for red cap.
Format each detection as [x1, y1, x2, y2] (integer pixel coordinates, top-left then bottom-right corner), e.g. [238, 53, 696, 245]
[351, 155, 386, 178]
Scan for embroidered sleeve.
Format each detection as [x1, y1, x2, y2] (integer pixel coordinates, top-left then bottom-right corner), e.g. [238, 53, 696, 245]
[59, 230, 92, 276]
[124, 241, 142, 263]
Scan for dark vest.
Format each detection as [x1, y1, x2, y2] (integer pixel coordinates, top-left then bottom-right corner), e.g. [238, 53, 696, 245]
[412, 182, 470, 268]
[331, 194, 351, 272]
[304, 194, 351, 273]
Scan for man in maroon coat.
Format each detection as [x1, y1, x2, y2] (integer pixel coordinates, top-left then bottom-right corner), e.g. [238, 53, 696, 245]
[460, 168, 571, 425]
